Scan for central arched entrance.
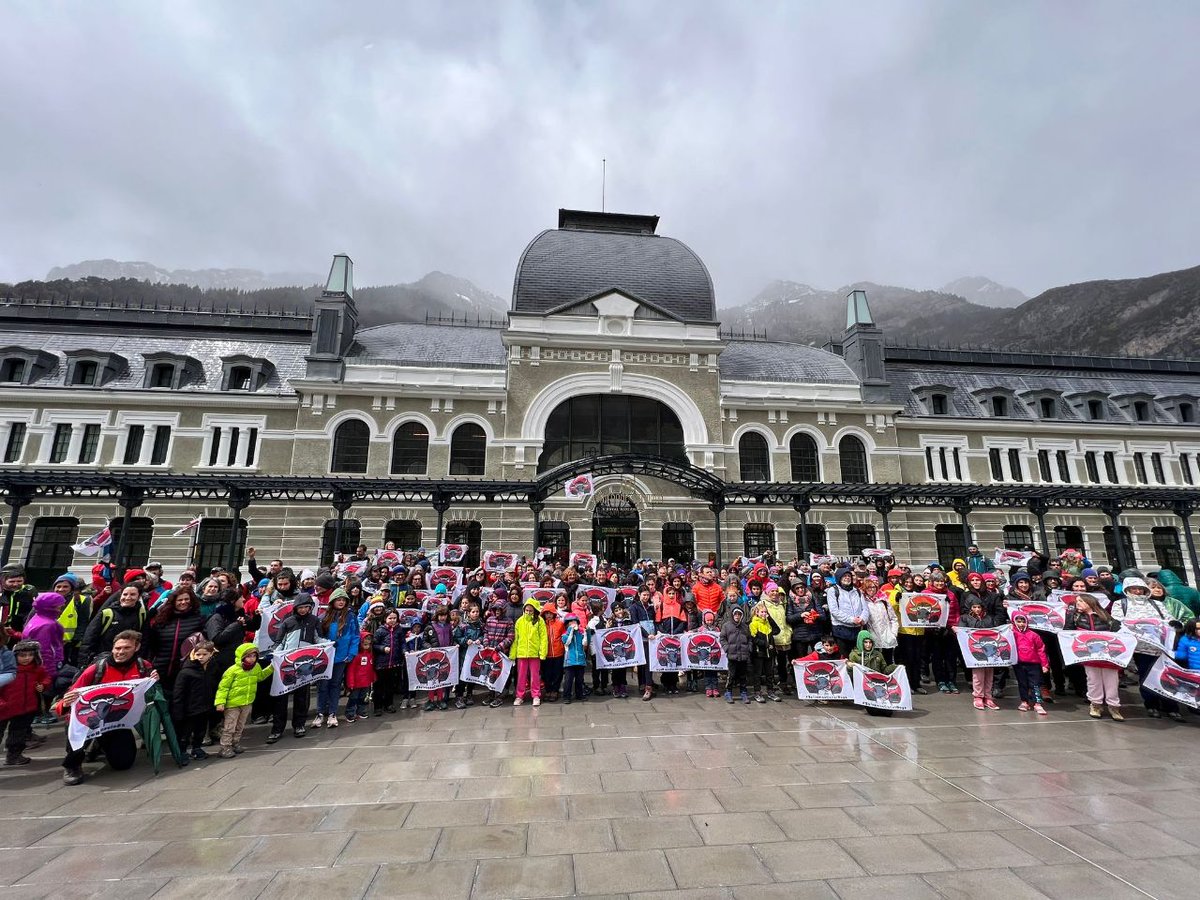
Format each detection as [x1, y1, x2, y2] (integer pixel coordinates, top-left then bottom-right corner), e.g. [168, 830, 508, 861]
[592, 496, 640, 567]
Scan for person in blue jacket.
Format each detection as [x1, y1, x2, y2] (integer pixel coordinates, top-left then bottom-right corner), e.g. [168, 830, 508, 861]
[560, 613, 589, 703]
[313, 589, 359, 728]
[1175, 619, 1200, 670]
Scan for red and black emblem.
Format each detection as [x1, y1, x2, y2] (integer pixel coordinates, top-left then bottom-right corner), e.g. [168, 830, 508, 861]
[1160, 667, 1200, 705]
[527, 589, 556, 604]
[655, 636, 682, 669]
[966, 629, 1012, 664]
[565, 475, 593, 498]
[581, 587, 610, 605]
[1123, 618, 1167, 645]
[397, 608, 427, 630]
[686, 633, 722, 667]
[1019, 603, 1065, 630]
[279, 646, 330, 687]
[414, 649, 452, 685]
[430, 568, 459, 590]
[75, 684, 137, 729]
[266, 601, 296, 643]
[600, 629, 637, 664]
[802, 661, 843, 694]
[470, 647, 505, 685]
[905, 595, 943, 624]
[1071, 631, 1128, 660]
[486, 552, 515, 571]
[860, 671, 903, 704]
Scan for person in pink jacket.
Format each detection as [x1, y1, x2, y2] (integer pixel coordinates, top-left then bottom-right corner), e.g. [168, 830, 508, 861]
[1010, 613, 1049, 715]
[21, 592, 66, 679]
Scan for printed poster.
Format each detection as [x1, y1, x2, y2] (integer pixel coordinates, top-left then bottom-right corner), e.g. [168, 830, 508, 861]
[576, 585, 618, 616]
[794, 660, 851, 701]
[1057, 629, 1138, 668]
[460, 644, 513, 693]
[648, 634, 686, 673]
[591, 625, 646, 669]
[1143, 656, 1200, 709]
[1006, 599, 1066, 633]
[681, 631, 727, 671]
[564, 473, 596, 501]
[993, 548, 1033, 569]
[850, 664, 913, 711]
[1119, 617, 1173, 654]
[899, 592, 950, 628]
[270, 641, 336, 696]
[522, 586, 559, 606]
[569, 551, 599, 572]
[429, 566, 464, 592]
[405, 645, 460, 691]
[809, 553, 838, 567]
[67, 677, 155, 750]
[437, 544, 468, 565]
[481, 550, 519, 574]
[861, 548, 893, 561]
[955, 625, 1019, 668]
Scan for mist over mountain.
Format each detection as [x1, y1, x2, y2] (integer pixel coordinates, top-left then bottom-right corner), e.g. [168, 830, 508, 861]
[46, 259, 321, 291]
[939, 276, 1028, 309]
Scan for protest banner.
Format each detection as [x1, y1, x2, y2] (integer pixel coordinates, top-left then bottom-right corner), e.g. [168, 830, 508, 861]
[460, 644, 513, 693]
[1051, 589, 1113, 611]
[534, 546, 552, 562]
[850, 664, 913, 711]
[436, 544, 468, 565]
[955, 625, 1018, 668]
[570, 551, 599, 572]
[396, 607, 428, 630]
[809, 553, 838, 567]
[1117, 617, 1173, 654]
[577, 585, 618, 616]
[428, 566, 464, 592]
[592, 625, 646, 669]
[794, 659, 851, 701]
[1006, 599, 1067, 633]
[270, 641, 335, 696]
[861, 548, 893, 561]
[1142, 656, 1200, 709]
[649, 634, 686, 673]
[257, 598, 296, 651]
[564, 473, 596, 501]
[374, 549, 403, 569]
[1057, 629, 1138, 668]
[406, 645, 460, 691]
[481, 550, 518, 574]
[67, 678, 155, 750]
[993, 548, 1033, 569]
[681, 631, 727, 670]
[899, 592, 950, 628]
[522, 586, 559, 606]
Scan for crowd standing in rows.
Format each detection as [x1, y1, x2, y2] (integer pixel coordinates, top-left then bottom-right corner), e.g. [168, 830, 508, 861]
[1, 539, 1198, 787]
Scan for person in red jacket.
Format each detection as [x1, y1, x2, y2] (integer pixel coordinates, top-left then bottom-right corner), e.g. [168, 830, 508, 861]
[0, 640, 51, 766]
[690, 565, 724, 618]
[541, 604, 566, 702]
[1010, 614, 1050, 716]
[343, 632, 377, 722]
[54, 630, 158, 785]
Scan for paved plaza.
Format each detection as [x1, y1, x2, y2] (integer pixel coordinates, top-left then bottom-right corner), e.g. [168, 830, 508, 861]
[0, 693, 1196, 900]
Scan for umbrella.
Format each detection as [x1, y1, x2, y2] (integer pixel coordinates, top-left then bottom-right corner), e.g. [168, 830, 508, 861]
[136, 684, 187, 773]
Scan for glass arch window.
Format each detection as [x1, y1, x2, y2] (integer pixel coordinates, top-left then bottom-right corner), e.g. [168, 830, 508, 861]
[390, 422, 429, 475]
[537, 395, 686, 472]
[839, 435, 869, 484]
[331, 419, 370, 474]
[789, 433, 819, 482]
[449, 423, 487, 476]
[738, 432, 770, 482]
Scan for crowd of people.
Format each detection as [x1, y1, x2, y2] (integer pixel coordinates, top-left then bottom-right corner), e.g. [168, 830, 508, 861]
[1, 540, 1198, 787]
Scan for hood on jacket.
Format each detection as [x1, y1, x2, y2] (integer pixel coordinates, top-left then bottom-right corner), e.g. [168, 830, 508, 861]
[855, 630, 874, 653]
[33, 591, 66, 616]
[1122, 576, 1149, 593]
[234, 643, 259, 665]
[12, 639, 42, 664]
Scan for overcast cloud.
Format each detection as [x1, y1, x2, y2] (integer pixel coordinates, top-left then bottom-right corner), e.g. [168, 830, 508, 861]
[1, 1, 1197, 304]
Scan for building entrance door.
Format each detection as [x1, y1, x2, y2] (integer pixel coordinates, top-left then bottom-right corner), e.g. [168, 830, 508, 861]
[592, 496, 640, 568]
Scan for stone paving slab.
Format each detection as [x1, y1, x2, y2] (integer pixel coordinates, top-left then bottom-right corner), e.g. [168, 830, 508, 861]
[0, 689, 1194, 898]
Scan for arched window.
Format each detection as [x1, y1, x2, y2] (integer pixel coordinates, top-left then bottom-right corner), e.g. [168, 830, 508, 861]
[108, 516, 154, 568]
[846, 525, 876, 557]
[537, 395, 686, 472]
[331, 419, 370, 474]
[738, 432, 771, 482]
[744, 523, 775, 557]
[320, 519, 361, 566]
[384, 519, 422, 550]
[26, 516, 79, 588]
[444, 521, 482, 567]
[449, 423, 486, 476]
[789, 433, 820, 482]
[390, 422, 429, 475]
[838, 435, 869, 484]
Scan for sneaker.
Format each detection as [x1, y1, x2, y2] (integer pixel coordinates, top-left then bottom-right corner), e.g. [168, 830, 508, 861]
[564, 698, 572, 704]
[266, 732, 282, 744]
[724, 691, 733, 703]
[219, 748, 236, 759]
[991, 686, 1004, 699]
[532, 697, 541, 707]
[327, 716, 339, 728]
[345, 714, 357, 723]
[311, 714, 325, 728]
[357, 710, 370, 719]
[190, 747, 209, 760]
[754, 694, 766, 704]
[4, 754, 31, 766]
[1017, 701, 1031, 711]
[642, 688, 652, 701]
[385, 705, 397, 713]
[293, 726, 307, 738]
[984, 699, 999, 711]
[251, 715, 270, 725]
[514, 697, 524, 706]
[1167, 710, 1184, 721]
[464, 697, 475, 707]
[741, 692, 751, 704]
[947, 683, 960, 694]
[489, 698, 503, 708]
[1147, 708, 1162, 719]
[437, 701, 448, 711]
[62, 767, 85, 785]
[973, 698, 986, 710]
[768, 691, 782, 702]
[1034, 704, 1048, 716]
[455, 699, 466, 709]
[914, 687, 928, 695]
[422, 701, 435, 712]
[233, 744, 245, 754]
[1109, 707, 1124, 721]
[1088, 704, 1102, 719]
[938, 682, 951, 693]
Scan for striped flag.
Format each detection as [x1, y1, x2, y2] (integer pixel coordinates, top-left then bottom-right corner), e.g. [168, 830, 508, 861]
[172, 516, 203, 537]
[71, 527, 113, 557]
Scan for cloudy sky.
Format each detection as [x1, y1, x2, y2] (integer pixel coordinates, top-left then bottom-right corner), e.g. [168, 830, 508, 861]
[2, 1, 1197, 304]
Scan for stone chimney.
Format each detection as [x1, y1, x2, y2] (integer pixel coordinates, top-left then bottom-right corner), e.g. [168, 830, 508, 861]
[842, 289, 889, 403]
[305, 253, 358, 380]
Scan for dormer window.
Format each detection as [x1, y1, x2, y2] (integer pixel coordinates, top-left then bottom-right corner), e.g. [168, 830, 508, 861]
[0, 358, 26, 383]
[914, 385, 955, 417]
[149, 363, 175, 389]
[1087, 399, 1104, 421]
[64, 350, 125, 388]
[1133, 400, 1151, 422]
[220, 356, 273, 392]
[1180, 402, 1195, 424]
[991, 396, 1008, 417]
[930, 394, 948, 415]
[141, 352, 202, 391]
[70, 360, 98, 385]
[1039, 397, 1056, 419]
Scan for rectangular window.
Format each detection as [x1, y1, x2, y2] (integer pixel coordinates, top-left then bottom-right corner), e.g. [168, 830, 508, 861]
[1087, 399, 1104, 421]
[192, 518, 247, 573]
[534, 522, 567, 566]
[226, 428, 240, 467]
[1151, 452, 1165, 484]
[1152, 527, 1185, 575]
[988, 448, 1003, 481]
[78, 424, 101, 464]
[931, 394, 948, 415]
[208, 427, 221, 466]
[1055, 525, 1085, 556]
[935, 523, 971, 567]
[1133, 453, 1148, 484]
[743, 523, 775, 558]
[123, 424, 145, 465]
[1007, 448, 1023, 482]
[1056, 450, 1071, 483]
[846, 524, 876, 557]
[925, 447, 934, 481]
[24, 517, 80, 588]
[796, 524, 827, 556]
[385, 519, 424, 551]
[938, 447, 949, 481]
[244, 427, 258, 467]
[49, 423, 72, 463]
[1003, 525, 1034, 551]
[1, 358, 27, 383]
[1103, 451, 1119, 483]
[1134, 400, 1150, 422]
[1102, 525, 1135, 569]
[1037, 449, 1052, 482]
[1084, 451, 1100, 483]
[1039, 397, 1056, 418]
[1183, 455, 1194, 486]
[150, 363, 175, 389]
[661, 523, 695, 565]
[4, 423, 26, 463]
[150, 425, 171, 465]
[71, 360, 98, 386]
[991, 396, 1008, 417]
[952, 448, 963, 480]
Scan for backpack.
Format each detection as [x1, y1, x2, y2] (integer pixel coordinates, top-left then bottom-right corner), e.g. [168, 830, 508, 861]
[90, 654, 154, 683]
[100, 605, 146, 634]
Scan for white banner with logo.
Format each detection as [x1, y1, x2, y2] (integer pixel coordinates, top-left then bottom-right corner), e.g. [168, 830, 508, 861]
[955, 625, 1019, 668]
[459, 644, 513, 693]
[1057, 629, 1138, 668]
[681, 631, 728, 670]
[1143, 655, 1200, 709]
[794, 660, 851, 701]
[899, 592, 950, 628]
[648, 634, 686, 673]
[67, 677, 155, 750]
[591, 625, 646, 669]
[405, 645, 460, 691]
[270, 641, 336, 696]
[850, 664, 912, 711]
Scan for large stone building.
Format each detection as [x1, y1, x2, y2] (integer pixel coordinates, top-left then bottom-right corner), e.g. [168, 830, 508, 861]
[2, 208, 1199, 586]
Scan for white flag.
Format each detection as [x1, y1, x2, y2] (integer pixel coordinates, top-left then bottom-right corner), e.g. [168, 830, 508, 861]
[850, 664, 912, 711]
[460, 644, 513, 692]
[270, 641, 336, 696]
[67, 677, 155, 750]
[406, 645, 460, 691]
[955, 625, 1019, 668]
[172, 516, 202, 537]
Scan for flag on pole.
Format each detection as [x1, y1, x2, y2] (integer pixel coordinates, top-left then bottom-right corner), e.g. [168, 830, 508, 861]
[71, 527, 113, 557]
[173, 516, 202, 537]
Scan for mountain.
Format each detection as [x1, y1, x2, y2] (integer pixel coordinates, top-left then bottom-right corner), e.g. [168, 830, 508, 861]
[46, 259, 321, 291]
[355, 271, 507, 327]
[940, 276, 1028, 309]
[726, 265, 1200, 357]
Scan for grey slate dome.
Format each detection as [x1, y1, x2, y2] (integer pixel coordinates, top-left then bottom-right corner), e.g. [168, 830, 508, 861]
[512, 209, 717, 323]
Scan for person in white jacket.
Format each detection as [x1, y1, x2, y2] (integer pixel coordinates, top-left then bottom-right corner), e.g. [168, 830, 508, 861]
[1112, 576, 1182, 721]
[826, 567, 868, 655]
[864, 578, 899, 664]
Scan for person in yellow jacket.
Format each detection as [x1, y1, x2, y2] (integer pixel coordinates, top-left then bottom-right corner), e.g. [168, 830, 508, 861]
[512, 599, 548, 707]
[52, 573, 93, 666]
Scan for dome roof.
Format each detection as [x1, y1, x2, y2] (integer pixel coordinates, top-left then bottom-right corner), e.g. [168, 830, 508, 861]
[512, 210, 716, 323]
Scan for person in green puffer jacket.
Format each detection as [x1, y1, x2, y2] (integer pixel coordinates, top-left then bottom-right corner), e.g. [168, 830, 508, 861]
[214, 643, 272, 758]
[1153, 569, 1200, 616]
[849, 629, 898, 717]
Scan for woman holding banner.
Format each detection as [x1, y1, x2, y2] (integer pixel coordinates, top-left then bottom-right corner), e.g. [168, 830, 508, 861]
[1064, 594, 1124, 720]
[1112, 576, 1182, 721]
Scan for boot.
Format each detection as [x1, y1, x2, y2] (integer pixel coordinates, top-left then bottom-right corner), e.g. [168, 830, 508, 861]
[1088, 704, 1103, 719]
[1109, 706, 1124, 721]
[62, 766, 85, 785]
[4, 753, 31, 766]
